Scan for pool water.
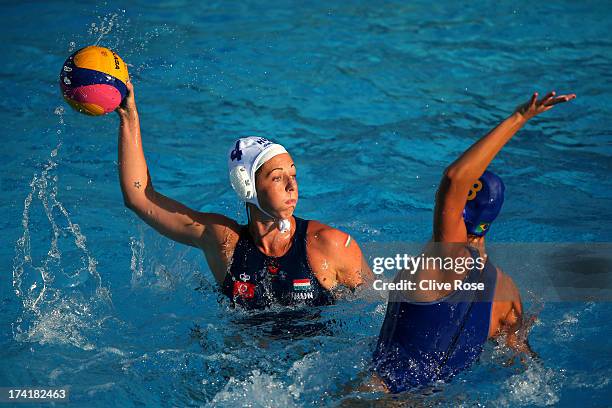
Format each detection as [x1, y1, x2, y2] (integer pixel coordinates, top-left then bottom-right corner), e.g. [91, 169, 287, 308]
[2, 1, 611, 406]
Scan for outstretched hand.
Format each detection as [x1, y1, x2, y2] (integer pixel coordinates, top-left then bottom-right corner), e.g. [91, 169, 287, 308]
[116, 77, 136, 116]
[514, 90, 576, 121]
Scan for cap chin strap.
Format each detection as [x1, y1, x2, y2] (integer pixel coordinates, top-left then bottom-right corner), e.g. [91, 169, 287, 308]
[277, 218, 291, 233]
[246, 204, 291, 234]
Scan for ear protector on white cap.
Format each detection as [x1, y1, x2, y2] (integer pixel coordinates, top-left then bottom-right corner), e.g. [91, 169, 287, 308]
[228, 137, 291, 231]
[229, 165, 254, 201]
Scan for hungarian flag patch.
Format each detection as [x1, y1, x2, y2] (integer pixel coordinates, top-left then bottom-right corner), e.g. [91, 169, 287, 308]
[233, 281, 255, 299]
[293, 279, 311, 291]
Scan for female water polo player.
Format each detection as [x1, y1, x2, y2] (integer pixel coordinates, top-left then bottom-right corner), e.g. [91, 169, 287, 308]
[371, 90, 576, 393]
[115, 80, 372, 310]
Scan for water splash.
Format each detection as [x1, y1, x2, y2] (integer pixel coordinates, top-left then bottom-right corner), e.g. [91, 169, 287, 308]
[128, 226, 194, 292]
[90, 13, 119, 46]
[11, 109, 112, 350]
[553, 301, 595, 340]
[497, 362, 562, 407]
[129, 228, 145, 288]
[210, 370, 300, 408]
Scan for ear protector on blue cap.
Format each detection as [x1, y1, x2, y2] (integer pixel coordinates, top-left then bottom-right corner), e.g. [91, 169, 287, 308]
[462, 170, 505, 237]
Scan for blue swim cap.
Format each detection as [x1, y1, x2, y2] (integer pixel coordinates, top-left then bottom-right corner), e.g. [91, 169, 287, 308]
[463, 170, 505, 237]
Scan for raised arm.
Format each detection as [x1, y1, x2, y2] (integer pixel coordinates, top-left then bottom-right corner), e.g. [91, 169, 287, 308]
[116, 80, 238, 254]
[433, 91, 576, 243]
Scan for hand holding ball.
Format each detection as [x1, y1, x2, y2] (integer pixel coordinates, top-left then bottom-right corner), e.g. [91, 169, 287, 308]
[60, 46, 129, 116]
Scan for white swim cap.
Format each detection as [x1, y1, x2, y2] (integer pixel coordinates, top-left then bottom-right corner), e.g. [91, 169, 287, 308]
[228, 136, 288, 220]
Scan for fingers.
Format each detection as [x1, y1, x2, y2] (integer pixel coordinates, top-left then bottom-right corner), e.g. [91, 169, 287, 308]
[541, 90, 555, 101]
[529, 92, 538, 108]
[540, 91, 556, 106]
[545, 93, 576, 106]
[561, 93, 577, 101]
[530, 90, 576, 108]
[124, 77, 134, 95]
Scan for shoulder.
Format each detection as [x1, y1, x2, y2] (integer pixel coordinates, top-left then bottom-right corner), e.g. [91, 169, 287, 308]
[192, 211, 241, 248]
[186, 212, 242, 285]
[305, 220, 364, 270]
[305, 220, 367, 289]
[305, 220, 353, 253]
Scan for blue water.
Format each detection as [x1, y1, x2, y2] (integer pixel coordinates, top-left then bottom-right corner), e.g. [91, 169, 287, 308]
[2, 1, 611, 406]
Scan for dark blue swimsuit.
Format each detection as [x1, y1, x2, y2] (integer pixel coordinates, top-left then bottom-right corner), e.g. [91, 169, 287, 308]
[372, 248, 498, 393]
[221, 216, 335, 310]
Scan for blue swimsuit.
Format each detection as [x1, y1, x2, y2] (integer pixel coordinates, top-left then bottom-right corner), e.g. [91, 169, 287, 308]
[221, 216, 335, 310]
[372, 248, 498, 393]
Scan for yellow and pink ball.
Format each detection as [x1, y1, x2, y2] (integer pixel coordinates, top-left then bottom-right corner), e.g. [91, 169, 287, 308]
[60, 46, 129, 116]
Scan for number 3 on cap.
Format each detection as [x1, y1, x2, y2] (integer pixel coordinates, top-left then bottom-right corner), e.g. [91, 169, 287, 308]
[467, 180, 483, 200]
